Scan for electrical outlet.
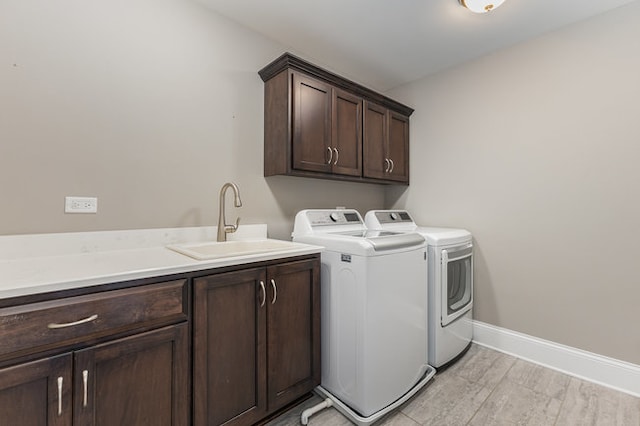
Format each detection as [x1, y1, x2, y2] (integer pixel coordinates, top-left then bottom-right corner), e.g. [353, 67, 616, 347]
[65, 196, 98, 214]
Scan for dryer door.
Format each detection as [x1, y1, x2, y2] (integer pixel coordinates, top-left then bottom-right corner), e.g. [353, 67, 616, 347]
[441, 244, 473, 326]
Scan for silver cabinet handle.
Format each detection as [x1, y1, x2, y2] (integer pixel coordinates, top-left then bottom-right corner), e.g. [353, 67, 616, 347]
[270, 279, 277, 305]
[259, 280, 266, 307]
[333, 148, 339, 165]
[57, 376, 63, 416]
[82, 370, 89, 408]
[326, 146, 333, 164]
[384, 158, 390, 172]
[389, 158, 395, 173]
[48, 314, 98, 329]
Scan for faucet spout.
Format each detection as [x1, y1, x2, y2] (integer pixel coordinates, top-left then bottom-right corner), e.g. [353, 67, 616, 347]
[217, 182, 242, 242]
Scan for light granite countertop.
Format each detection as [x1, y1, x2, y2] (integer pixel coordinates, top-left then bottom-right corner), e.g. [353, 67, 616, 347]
[0, 224, 322, 300]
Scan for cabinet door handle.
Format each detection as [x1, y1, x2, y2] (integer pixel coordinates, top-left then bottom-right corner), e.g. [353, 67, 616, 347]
[333, 148, 339, 165]
[47, 314, 98, 329]
[259, 280, 266, 307]
[270, 279, 277, 305]
[326, 147, 333, 164]
[384, 158, 390, 172]
[82, 370, 89, 408]
[389, 158, 395, 173]
[57, 376, 63, 416]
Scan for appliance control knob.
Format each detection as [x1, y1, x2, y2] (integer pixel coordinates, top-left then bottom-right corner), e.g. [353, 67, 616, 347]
[390, 212, 399, 221]
[330, 212, 340, 222]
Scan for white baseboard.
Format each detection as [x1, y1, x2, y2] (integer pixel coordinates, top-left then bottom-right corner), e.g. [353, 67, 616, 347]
[472, 320, 640, 397]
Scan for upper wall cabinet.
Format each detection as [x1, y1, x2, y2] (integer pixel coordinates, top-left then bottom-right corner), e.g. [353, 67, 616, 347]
[291, 72, 362, 177]
[363, 101, 410, 183]
[259, 53, 413, 185]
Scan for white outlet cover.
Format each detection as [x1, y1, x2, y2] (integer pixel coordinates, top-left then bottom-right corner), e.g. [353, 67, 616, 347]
[65, 196, 98, 214]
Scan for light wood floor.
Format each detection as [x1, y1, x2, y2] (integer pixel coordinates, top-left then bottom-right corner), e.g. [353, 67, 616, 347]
[267, 344, 640, 425]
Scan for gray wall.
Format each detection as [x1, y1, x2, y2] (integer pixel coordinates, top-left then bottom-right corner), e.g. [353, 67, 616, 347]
[3, 0, 639, 366]
[387, 1, 640, 365]
[0, 0, 384, 239]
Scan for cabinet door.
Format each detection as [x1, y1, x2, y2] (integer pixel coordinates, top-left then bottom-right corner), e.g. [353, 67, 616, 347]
[0, 354, 72, 426]
[292, 72, 332, 173]
[193, 268, 267, 426]
[332, 88, 362, 177]
[266, 259, 321, 411]
[363, 101, 389, 180]
[387, 110, 410, 183]
[73, 324, 189, 426]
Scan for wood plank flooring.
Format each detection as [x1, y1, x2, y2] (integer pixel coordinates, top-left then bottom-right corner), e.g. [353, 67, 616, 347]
[267, 344, 640, 425]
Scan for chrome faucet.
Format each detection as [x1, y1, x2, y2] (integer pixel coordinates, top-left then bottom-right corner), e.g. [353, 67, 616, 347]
[217, 182, 243, 242]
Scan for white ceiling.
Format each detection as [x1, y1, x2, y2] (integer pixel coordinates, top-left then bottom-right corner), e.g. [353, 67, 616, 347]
[199, 0, 638, 91]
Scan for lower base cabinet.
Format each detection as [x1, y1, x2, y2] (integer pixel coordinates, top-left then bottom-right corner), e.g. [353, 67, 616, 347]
[193, 257, 320, 426]
[0, 353, 72, 426]
[0, 254, 320, 426]
[0, 324, 189, 426]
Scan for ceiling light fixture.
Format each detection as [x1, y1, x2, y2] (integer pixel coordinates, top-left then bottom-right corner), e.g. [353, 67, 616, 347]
[459, 0, 505, 13]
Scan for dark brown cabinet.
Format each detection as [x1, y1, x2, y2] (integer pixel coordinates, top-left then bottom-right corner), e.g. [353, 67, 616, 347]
[0, 354, 72, 426]
[291, 72, 332, 174]
[0, 325, 187, 426]
[363, 101, 410, 183]
[280, 71, 362, 178]
[331, 88, 362, 177]
[193, 257, 321, 426]
[265, 260, 321, 409]
[193, 267, 267, 426]
[0, 280, 189, 426]
[0, 253, 321, 426]
[260, 52, 412, 185]
[74, 324, 189, 426]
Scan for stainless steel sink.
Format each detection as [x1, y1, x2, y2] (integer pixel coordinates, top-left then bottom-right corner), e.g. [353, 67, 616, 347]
[166, 239, 307, 260]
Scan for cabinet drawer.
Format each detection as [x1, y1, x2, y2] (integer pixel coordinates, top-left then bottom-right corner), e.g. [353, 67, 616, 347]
[0, 280, 187, 361]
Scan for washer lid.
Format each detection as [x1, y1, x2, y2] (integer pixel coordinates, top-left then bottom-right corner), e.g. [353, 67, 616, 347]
[292, 209, 426, 255]
[364, 210, 472, 246]
[296, 229, 425, 253]
[365, 231, 425, 251]
[416, 227, 471, 246]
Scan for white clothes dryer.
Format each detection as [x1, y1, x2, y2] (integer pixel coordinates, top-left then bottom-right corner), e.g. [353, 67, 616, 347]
[365, 210, 474, 369]
[292, 209, 435, 425]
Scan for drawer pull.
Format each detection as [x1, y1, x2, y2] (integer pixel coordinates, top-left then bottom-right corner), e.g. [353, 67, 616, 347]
[326, 146, 333, 164]
[82, 370, 89, 407]
[389, 158, 395, 173]
[47, 314, 98, 329]
[333, 148, 339, 165]
[57, 376, 63, 416]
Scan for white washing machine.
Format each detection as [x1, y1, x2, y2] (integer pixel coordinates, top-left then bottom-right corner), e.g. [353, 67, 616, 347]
[365, 210, 474, 369]
[292, 209, 436, 425]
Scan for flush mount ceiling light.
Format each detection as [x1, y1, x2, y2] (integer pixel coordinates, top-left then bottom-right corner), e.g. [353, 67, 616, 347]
[459, 0, 506, 13]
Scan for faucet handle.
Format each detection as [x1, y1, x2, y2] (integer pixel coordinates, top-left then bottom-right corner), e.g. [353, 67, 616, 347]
[225, 217, 241, 234]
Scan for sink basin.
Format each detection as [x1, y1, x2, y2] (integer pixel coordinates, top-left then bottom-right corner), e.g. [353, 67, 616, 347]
[167, 239, 306, 260]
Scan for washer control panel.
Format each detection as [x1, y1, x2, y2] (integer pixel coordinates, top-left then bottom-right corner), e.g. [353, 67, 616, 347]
[306, 209, 363, 226]
[371, 210, 414, 224]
